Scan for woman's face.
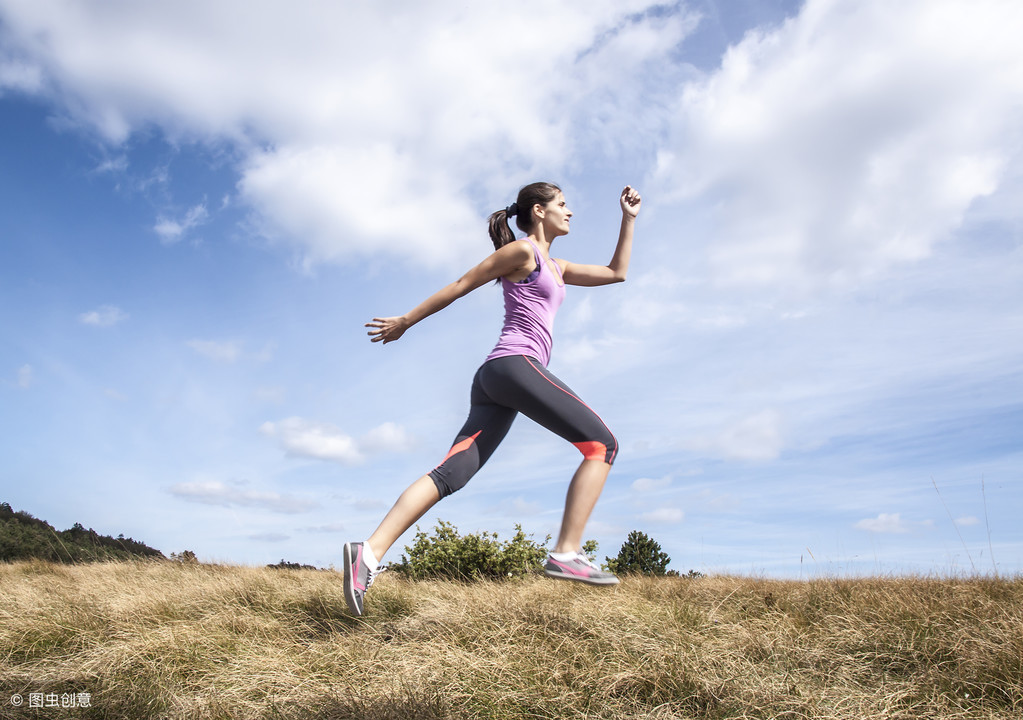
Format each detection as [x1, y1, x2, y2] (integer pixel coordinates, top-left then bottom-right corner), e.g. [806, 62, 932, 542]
[538, 191, 573, 238]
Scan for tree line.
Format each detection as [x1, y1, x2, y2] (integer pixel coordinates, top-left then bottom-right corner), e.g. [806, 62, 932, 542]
[0, 502, 165, 563]
[3, 501, 697, 577]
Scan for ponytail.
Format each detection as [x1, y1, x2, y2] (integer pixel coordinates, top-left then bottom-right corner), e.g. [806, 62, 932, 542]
[487, 204, 517, 250]
[487, 182, 561, 251]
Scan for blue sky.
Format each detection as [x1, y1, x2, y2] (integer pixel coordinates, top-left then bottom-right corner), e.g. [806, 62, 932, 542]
[2, 0, 1021, 576]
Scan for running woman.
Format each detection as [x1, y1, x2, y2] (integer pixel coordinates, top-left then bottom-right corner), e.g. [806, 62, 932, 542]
[343, 182, 641, 616]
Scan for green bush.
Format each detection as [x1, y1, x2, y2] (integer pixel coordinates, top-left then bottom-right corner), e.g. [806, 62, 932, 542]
[606, 530, 672, 576]
[393, 520, 550, 581]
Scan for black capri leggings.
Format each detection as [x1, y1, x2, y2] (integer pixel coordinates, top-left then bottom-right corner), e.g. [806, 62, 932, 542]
[428, 354, 618, 499]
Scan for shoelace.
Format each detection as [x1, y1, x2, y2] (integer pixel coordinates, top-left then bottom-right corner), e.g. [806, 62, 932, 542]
[365, 565, 384, 589]
[577, 555, 601, 570]
[552, 553, 599, 570]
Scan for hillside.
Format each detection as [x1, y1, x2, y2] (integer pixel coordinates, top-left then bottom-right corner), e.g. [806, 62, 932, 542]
[1, 561, 1020, 719]
[0, 502, 164, 563]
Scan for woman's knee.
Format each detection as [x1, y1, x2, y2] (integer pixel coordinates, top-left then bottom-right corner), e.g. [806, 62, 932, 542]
[572, 428, 618, 465]
[430, 461, 477, 499]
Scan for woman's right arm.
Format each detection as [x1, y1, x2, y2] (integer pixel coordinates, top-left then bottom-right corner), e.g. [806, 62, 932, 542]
[366, 240, 533, 344]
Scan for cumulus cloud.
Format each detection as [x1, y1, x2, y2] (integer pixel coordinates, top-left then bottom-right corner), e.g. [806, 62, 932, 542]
[79, 304, 128, 326]
[260, 417, 415, 465]
[0, 0, 696, 269]
[5, 0, 1022, 282]
[169, 479, 317, 514]
[855, 512, 910, 534]
[239, 143, 480, 270]
[260, 418, 361, 464]
[358, 421, 417, 455]
[655, 0, 1023, 290]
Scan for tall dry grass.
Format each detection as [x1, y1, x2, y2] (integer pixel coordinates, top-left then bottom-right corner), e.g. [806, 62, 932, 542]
[1, 560, 1020, 719]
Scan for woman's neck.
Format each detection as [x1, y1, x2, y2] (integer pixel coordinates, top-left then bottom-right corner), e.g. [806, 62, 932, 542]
[528, 229, 554, 256]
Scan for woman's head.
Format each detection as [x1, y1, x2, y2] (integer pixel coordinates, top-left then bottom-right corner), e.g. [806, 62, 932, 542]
[488, 182, 563, 250]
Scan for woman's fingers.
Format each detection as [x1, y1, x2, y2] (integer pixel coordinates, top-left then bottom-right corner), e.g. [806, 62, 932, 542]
[366, 317, 405, 343]
[620, 185, 642, 214]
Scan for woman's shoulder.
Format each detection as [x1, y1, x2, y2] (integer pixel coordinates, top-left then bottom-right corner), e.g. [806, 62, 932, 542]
[497, 238, 535, 261]
[490, 239, 539, 284]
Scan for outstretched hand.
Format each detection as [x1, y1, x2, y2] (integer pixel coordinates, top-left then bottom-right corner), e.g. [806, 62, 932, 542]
[366, 316, 409, 344]
[620, 186, 642, 218]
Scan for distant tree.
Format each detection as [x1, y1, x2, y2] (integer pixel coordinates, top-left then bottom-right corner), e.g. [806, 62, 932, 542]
[268, 559, 319, 570]
[171, 550, 199, 564]
[1, 502, 167, 563]
[606, 530, 672, 576]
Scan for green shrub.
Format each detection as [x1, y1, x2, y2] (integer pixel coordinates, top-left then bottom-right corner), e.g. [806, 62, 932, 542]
[606, 530, 671, 576]
[393, 520, 550, 581]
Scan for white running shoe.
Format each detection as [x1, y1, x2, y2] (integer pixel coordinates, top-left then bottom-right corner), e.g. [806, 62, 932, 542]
[343, 541, 377, 616]
[543, 553, 619, 585]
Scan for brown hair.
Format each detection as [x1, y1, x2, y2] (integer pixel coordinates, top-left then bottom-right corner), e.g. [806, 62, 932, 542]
[487, 182, 562, 250]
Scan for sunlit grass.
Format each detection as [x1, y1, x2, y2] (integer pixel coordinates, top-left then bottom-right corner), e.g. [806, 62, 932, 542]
[1, 560, 1020, 719]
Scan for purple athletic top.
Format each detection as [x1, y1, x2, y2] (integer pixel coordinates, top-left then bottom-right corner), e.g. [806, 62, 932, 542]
[485, 237, 566, 367]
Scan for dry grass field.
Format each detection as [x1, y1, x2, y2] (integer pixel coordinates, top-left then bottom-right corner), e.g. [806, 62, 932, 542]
[1, 560, 1020, 719]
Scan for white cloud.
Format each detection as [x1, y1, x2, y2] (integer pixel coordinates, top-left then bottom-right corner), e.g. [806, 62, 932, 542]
[686, 409, 785, 462]
[187, 339, 242, 363]
[855, 512, 910, 534]
[358, 421, 417, 455]
[79, 304, 128, 326]
[655, 0, 1023, 290]
[239, 144, 479, 270]
[260, 417, 415, 465]
[0, 58, 43, 93]
[93, 154, 127, 174]
[154, 203, 208, 244]
[0, 0, 696, 269]
[169, 479, 317, 514]
[641, 507, 685, 524]
[630, 476, 672, 493]
[260, 418, 361, 464]
[955, 516, 980, 527]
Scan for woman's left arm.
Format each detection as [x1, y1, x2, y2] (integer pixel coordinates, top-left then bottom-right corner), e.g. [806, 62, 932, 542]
[559, 186, 641, 287]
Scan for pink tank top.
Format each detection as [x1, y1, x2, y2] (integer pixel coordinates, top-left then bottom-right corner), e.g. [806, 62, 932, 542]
[485, 238, 566, 367]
